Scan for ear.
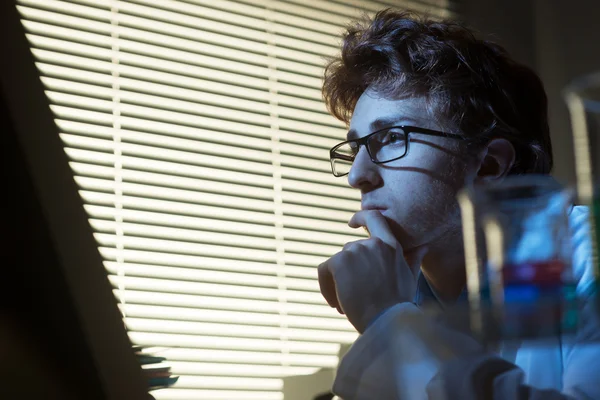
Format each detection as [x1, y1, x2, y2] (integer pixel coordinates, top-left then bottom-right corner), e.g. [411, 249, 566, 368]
[474, 138, 516, 183]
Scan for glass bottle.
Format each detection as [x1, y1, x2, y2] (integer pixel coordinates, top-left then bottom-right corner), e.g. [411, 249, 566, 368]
[564, 72, 600, 299]
[458, 175, 577, 341]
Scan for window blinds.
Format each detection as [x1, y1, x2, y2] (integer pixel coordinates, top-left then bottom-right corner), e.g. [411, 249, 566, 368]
[17, 1, 453, 399]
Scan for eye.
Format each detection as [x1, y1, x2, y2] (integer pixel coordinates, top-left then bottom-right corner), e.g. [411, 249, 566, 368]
[381, 129, 405, 145]
[388, 132, 402, 143]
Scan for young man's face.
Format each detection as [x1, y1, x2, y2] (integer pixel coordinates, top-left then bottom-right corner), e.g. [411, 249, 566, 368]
[347, 89, 474, 252]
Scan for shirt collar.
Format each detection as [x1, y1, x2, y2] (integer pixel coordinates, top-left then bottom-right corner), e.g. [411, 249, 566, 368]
[414, 272, 468, 309]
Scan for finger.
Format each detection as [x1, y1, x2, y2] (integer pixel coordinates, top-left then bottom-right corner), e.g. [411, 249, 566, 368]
[317, 261, 339, 309]
[349, 210, 397, 248]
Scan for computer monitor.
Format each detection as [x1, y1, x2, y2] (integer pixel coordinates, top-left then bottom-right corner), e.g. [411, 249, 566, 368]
[0, 1, 147, 398]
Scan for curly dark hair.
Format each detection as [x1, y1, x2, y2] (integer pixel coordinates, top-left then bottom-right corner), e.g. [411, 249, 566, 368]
[322, 9, 552, 175]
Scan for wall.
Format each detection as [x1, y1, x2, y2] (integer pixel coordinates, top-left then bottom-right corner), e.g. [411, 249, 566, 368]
[533, 0, 600, 185]
[460, 0, 600, 185]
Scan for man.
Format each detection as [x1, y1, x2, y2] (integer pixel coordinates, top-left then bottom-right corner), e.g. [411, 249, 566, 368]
[317, 9, 599, 399]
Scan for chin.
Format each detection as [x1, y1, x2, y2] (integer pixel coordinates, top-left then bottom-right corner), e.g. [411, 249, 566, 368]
[382, 213, 414, 246]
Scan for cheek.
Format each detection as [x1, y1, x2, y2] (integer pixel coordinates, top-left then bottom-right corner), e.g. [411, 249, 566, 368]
[383, 167, 464, 235]
[381, 172, 441, 225]
[385, 144, 463, 185]
[379, 146, 466, 236]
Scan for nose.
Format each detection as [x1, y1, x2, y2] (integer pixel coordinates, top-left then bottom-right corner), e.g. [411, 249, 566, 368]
[347, 145, 382, 190]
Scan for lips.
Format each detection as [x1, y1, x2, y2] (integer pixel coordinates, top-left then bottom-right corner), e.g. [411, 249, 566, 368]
[360, 204, 386, 211]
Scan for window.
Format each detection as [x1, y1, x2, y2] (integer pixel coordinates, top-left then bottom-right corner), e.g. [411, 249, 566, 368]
[17, 1, 453, 398]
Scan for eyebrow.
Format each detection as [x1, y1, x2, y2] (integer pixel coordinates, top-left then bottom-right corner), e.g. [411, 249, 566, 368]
[346, 116, 419, 141]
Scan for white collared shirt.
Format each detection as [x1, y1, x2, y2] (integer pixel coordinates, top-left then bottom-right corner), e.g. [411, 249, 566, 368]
[332, 205, 599, 399]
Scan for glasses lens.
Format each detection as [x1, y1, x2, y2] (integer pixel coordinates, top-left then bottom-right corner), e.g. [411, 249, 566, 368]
[332, 157, 353, 176]
[331, 142, 357, 176]
[369, 128, 407, 162]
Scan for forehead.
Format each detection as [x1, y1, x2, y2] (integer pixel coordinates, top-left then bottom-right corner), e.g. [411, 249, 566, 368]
[347, 89, 434, 139]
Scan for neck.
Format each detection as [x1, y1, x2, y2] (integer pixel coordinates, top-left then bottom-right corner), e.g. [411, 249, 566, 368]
[420, 246, 466, 303]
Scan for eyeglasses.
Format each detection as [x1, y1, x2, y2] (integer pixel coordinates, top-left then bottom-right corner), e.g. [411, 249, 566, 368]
[329, 125, 469, 177]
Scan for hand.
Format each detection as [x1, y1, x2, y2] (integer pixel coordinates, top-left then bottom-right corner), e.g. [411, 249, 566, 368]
[318, 210, 428, 333]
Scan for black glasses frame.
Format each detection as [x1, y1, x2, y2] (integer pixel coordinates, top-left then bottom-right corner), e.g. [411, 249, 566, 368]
[329, 125, 473, 177]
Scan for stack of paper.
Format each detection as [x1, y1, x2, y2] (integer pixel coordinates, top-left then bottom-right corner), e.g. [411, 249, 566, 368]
[133, 346, 179, 391]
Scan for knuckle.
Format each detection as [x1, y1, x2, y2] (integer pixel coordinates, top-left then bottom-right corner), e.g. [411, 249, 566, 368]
[328, 251, 347, 270]
[337, 250, 353, 265]
[369, 236, 383, 245]
[369, 236, 393, 251]
[367, 236, 386, 250]
[317, 261, 329, 274]
[343, 239, 366, 252]
[328, 262, 344, 279]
